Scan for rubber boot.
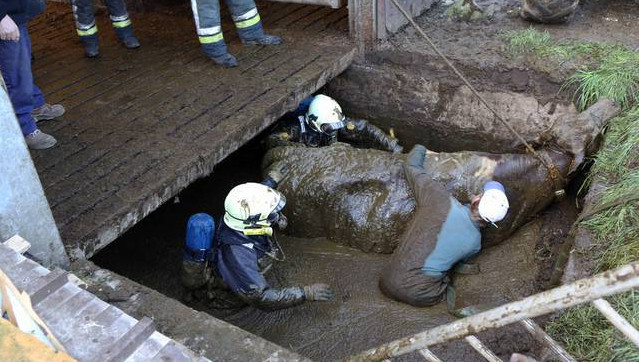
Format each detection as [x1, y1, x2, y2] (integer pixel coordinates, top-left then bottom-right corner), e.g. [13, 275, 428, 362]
[238, 22, 282, 46]
[80, 34, 99, 58]
[202, 41, 237, 68]
[114, 25, 140, 49]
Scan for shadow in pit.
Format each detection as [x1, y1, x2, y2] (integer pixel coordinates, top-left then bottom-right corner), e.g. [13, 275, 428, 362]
[92, 124, 580, 361]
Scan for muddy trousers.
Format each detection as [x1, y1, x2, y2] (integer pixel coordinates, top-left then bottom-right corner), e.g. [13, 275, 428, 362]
[71, 0, 135, 45]
[0, 26, 45, 137]
[190, 0, 265, 58]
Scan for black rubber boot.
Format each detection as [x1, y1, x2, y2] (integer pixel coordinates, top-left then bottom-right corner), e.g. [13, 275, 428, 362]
[80, 35, 99, 58]
[114, 25, 141, 49]
[210, 53, 238, 68]
[241, 34, 283, 46]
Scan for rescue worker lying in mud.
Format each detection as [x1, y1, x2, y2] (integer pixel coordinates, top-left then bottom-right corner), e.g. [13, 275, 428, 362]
[181, 169, 333, 310]
[379, 145, 509, 306]
[267, 94, 403, 153]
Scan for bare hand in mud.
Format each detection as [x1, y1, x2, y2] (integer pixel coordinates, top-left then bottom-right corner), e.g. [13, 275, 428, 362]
[304, 283, 333, 301]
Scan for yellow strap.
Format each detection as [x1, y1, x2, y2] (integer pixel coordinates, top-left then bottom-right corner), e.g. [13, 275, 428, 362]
[235, 14, 260, 29]
[199, 33, 224, 44]
[112, 19, 132, 28]
[77, 25, 98, 36]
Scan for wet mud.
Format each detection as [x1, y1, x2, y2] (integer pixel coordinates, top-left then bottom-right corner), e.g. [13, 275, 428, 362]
[91, 133, 579, 361]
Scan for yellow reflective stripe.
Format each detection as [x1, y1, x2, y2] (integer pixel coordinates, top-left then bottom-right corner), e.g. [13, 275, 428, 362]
[112, 19, 132, 28]
[77, 25, 98, 36]
[235, 14, 260, 29]
[199, 33, 224, 44]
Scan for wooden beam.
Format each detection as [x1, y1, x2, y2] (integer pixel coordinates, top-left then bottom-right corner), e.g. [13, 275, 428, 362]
[346, 261, 639, 361]
[592, 298, 639, 348]
[266, 0, 344, 8]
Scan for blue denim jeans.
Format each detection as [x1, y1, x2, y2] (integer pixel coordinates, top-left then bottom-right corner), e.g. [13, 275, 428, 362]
[0, 25, 44, 136]
[191, 0, 265, 57]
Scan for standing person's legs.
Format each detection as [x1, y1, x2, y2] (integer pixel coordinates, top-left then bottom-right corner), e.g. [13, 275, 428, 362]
[0, 26, 56, 149]
[29, 22, 65, 122]
[225, 0, 281, 45]
[103, 0, 140, 48]
[191, 0, 236, 67]
[72, 0, 100, 57]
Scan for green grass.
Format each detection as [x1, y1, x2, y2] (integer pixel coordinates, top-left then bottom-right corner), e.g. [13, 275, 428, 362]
[504, 28, 639, 110]
[504, 28, 639, 360]
[566, 50, 639, 110]
[547, 107, 639, 361]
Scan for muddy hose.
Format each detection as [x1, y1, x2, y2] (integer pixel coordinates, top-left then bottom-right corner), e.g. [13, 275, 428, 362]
[358, 119, 403, 153]
[387, 0, 564, 190]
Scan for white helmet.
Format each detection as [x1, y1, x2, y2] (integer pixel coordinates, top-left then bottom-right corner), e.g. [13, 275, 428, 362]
[478, 181, 509, 227]
[306, 94, 346, 134]
[223, 183, 286, 233]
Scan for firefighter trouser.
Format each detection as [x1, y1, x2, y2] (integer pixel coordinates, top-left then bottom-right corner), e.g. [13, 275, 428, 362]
[71, 0, 134, 41]
[190, 0, 265, 58]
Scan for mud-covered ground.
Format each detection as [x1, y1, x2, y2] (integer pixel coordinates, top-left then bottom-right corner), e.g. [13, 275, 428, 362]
[92, 135, 578, 361]
[387, 0, 639, 81]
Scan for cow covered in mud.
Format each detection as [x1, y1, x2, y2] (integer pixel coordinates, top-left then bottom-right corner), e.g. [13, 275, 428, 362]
[261, 99, 619, 254]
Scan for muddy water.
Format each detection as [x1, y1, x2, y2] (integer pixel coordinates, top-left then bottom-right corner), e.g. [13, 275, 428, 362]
[91, 136, 582, 361]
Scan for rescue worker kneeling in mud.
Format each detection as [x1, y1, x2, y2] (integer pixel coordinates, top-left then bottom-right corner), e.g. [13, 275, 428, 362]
[180, 170, 333, 310]
[380, 145, 509, 307]
[268, 94, 403, 153]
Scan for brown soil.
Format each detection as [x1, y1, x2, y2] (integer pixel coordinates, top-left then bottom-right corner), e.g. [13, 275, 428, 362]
[385, 0, 639, 81]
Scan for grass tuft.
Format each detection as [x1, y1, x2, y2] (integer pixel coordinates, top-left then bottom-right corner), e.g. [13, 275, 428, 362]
[548, 107, 639, 361]
[504, 28, 639, 110]
[503, 27, 639, 362]
[566, 50, 639, 110]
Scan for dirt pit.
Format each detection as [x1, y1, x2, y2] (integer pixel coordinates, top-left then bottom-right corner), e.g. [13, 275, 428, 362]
[91, 126, 580, 361]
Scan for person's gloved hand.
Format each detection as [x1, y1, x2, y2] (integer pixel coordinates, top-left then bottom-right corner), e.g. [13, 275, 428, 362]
[303, 283, 333, 301]
[0, 16, 19, 42]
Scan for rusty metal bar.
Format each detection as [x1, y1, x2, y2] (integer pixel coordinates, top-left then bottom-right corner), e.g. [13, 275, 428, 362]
[418, 348, 443, 362]
[345, 262, 639, 361]
[464, 336, 501, 362]
[592, 298, 639, 348]
[519, 319, 575, 362]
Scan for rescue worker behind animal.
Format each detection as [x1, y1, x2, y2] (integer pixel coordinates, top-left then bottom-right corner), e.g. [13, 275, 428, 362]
[190, 0, 281, 68]
[268, 94, 403, 153]
[180, 169, 333, 310]
[380, 145, 509, 307]
[71, 0, 140, 58]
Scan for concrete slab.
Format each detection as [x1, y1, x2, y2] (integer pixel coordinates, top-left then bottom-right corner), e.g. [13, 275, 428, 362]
[30, 2, 355, 259]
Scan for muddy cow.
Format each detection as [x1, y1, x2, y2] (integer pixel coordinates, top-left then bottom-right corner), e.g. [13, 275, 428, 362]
[261, 99, 619, 253]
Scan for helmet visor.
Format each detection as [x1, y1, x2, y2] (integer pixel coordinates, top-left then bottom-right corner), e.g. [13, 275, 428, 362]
[320, 121, 345, 134]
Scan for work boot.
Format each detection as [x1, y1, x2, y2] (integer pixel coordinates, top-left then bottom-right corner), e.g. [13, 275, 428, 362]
[201, 40, 237, 68]
[114, 25, 141, 49]
[80, 35, 100, 58]
[121, 35, 141, 49]
[25, 129, 57, 150]
[210, 53, 238, 68]
[31, 103, 65, 122]
[241, 34, 283, 46]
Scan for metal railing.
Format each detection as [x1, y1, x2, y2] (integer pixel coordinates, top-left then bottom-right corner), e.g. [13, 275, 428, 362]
[346, 261, 639, 361]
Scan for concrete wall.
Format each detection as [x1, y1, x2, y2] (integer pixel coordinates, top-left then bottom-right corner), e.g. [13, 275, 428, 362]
[0, 89, 69, 268]
[377, 0, 436, 38]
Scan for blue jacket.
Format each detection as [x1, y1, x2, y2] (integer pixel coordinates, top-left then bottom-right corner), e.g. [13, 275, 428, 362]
[214, 221, 271, 294]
